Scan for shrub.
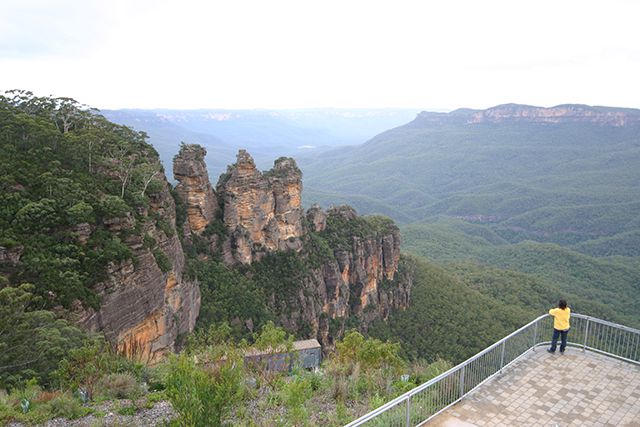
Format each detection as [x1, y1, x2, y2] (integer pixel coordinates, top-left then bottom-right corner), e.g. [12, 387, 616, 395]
[32, 390, 61, 404]
[116, 403, 137, 416]
[156, 219, 175, 238]
[53, 338, 124, 399]
[152, 248, 172, 273]
[99, 195, 129, 219]
[66, 201, 95, 225]
[0, 390, 15, 424]
[95, 373, 141, 400]
[165, 352, 244, 427]
[281, 375, 312, 425]
[47, 393, 90, 420]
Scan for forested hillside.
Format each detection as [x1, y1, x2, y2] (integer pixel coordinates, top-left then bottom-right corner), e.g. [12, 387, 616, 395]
[0, 90, 165, 310]
[401, 219, 640, 327]
[300, 104, 640, 327]
[1, 91, 520, 426]
[299, 105, 640, 241]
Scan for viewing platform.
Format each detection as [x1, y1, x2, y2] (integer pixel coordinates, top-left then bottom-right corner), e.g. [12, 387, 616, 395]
[345, 313, 640, 427]
[427, 347, 640, 427]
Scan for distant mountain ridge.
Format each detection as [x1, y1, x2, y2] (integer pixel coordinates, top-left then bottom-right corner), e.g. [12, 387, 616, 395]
[300, 102, 640, 250]
[414, 103, 640, 127]
[103, 108, 419, 180]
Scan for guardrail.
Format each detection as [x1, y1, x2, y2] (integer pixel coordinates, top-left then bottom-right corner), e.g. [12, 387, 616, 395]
[344, 313, 640, 427]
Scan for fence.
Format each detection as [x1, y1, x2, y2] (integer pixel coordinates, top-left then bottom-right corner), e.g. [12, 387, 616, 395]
[344, 313, 640, 427]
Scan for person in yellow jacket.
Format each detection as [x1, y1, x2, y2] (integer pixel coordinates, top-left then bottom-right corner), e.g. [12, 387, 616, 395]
[548, 299, 570, 354]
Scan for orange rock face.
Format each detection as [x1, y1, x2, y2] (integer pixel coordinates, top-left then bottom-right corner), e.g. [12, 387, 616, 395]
[115, 309, 166, 363]
[217, 150, 304, 265]
[79, 172, 200, 364]
[173, 144, 219, 233]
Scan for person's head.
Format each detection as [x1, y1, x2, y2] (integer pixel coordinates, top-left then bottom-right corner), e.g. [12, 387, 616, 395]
[558, 299, 567, 310]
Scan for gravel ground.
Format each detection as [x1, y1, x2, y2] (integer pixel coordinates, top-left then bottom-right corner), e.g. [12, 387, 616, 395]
[8, 400, 176, 427]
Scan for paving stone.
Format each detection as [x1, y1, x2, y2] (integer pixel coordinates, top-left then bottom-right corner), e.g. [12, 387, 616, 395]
[425, 349, 640, 427]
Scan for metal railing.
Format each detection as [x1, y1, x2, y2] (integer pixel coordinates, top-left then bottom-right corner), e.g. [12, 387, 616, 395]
[344, 313, 640, 427]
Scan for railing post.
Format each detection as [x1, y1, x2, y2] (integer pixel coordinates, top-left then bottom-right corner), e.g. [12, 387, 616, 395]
[533, 321, 538, 351]
[583, 318, 590, 352]
[459, 365, 466, 398]
[500, 341, 506, 372]
[405, 395, 411, 427]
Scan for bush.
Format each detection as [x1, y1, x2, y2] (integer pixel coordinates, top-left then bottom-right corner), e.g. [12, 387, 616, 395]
[152, 248, 172, 273]
[66, 201, 95, 225]
[54, 340, 110, 398]
[116, 403, 137, 416]
[0, 390, 15, 424]
[165, 353, 244, 427]
[281, 375, 312, 425]
[47, 393, 90, 420]
[327, 331, 406, 403]
[32, 390, 62, 404]
[99, 195, 129, 219]
[95, 373, 141, 400]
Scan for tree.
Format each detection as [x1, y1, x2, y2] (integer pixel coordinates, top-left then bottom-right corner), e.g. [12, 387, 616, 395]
[0, 284, 86, 388]
[106, 141, 138, 198]
[135, 162, 162, 197]
[53, 338, 117, 399]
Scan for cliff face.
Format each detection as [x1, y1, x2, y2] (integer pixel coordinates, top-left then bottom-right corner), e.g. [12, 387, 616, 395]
[468, 104, 640, 126]
[173, 147, 411, 347]
[79, 176, 200, 363]
[247, 204, 411, 348]
[173, 144, 218, 233]
[216, 150, 304, 265]
[295, 206, 410, 347]
[415, 103, 640, 127]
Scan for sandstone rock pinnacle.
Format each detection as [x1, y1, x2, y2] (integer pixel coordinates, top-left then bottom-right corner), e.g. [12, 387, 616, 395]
[217, 150, 304, 264]
[173, 144, 219, 233]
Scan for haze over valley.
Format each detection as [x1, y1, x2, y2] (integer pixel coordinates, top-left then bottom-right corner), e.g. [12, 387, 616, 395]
[103, 108, 419, 179]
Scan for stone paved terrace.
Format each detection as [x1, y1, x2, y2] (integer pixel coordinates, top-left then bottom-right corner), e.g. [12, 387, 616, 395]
[426, 347, 640, 427]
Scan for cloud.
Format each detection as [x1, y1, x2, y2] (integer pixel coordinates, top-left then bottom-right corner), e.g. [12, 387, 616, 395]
[0, 0, 113, 58]
[1, 0, 639, 109]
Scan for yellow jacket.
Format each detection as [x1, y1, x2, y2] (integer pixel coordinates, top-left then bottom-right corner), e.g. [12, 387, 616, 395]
[549, 307, 570, 330]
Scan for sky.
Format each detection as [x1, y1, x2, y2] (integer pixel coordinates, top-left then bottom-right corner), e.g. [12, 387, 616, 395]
[1, 0, 639, 110]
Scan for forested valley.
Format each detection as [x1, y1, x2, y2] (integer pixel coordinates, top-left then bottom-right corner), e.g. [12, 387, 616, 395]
[1, 93, 638, 426]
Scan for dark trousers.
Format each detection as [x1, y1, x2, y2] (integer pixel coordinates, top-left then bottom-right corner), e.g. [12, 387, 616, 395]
[550, 328, 569, 352]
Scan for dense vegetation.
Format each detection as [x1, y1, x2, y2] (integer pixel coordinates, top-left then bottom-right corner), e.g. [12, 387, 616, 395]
[400, 219, 640, 327]
[187, 207, 400, 340]
[300, 118, 640, 237]
[299, 110, 640, 328]
[0, 319, 450, 426]
[368, 255, 536, 363]
[0, 90, 165, 309]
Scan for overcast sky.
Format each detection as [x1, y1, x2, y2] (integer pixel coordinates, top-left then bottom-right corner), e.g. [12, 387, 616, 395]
[1, 0, 639, 110]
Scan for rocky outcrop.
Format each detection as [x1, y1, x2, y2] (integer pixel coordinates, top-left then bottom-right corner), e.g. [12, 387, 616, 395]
[217, 150, 304, 264]
[79, 176, 200, 363]
[171, 145, 411, 349]
[415, 104, 640, 127]
[173, 144, 218, 234]
[272, 205, 411, 348]
[0, 245, 23, 266]
[468, 104, 640, 126]
[306, 204, 327, 232]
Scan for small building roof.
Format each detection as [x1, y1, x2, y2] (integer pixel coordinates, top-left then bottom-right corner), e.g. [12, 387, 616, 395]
[244, 338, 321, 358]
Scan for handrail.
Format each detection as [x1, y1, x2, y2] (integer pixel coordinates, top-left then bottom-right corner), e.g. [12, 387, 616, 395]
[344, 312, 640, 427]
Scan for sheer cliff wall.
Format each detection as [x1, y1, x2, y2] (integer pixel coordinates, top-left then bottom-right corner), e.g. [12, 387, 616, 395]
[173, 145, 411, 347]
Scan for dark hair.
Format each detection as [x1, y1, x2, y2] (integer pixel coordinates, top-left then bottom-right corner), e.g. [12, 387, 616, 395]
[558, 299, 567, 310]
